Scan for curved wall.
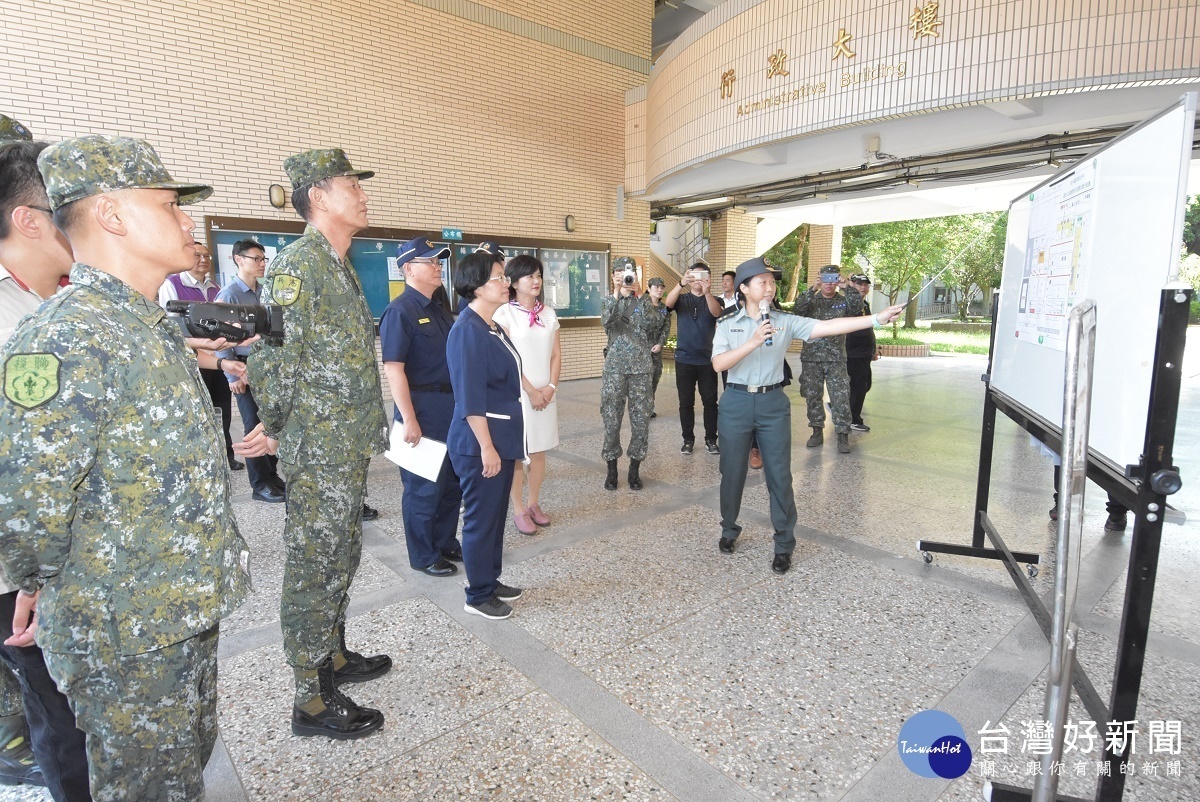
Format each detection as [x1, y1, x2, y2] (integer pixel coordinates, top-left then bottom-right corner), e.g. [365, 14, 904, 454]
[644, 0, 1200, 193]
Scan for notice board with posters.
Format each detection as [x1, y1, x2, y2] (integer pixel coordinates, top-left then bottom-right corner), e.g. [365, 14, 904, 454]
[989, 93, 1195, 472]
[206, 217, 612, 322]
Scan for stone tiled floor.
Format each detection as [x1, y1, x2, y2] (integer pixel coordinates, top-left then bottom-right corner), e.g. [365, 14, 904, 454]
[4, 337, 1198, 801]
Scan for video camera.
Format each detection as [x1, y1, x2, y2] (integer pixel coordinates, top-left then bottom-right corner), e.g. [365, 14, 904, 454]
[165, 300, 285, 345]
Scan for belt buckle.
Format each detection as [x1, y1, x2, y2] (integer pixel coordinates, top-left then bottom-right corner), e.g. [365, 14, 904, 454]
[747, 384, 759, 393]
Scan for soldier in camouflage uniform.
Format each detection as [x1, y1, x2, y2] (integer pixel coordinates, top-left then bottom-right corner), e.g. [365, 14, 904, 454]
[645, 277, 671, 418]
[792, 265, 863, 454]
[238, 148, 390, 741]
[0, 113, 48, 793]
[600, 257, 656, 490]
[0, 128, 93, 801]
[0, 134, 250, 801]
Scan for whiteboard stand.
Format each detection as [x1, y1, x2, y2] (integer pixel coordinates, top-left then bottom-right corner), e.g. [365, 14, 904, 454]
[921, 285, 1192, 802]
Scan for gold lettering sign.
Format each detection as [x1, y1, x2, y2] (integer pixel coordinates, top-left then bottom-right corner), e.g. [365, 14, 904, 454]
[720, 68, 737, 99]
[909, 1, 943, 39]
[832, 28, 856, 60]
[767, 49, 790, 79]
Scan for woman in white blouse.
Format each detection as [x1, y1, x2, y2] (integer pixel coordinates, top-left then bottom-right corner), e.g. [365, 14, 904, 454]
[493, 255, 561, 535]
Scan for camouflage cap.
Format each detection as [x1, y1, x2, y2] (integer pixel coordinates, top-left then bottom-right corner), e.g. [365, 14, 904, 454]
[648, 277, 666, 287]
[37, 135, 213, 211]
[612, 256, 636, 272]
[283, 148, 374, 190]
[0, 114, 32, 143]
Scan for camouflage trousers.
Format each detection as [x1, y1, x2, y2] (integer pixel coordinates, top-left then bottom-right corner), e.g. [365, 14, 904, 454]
[800, 360, 852, 433]
[279, 459, 369, 677]
[0, 663, 19, 717]
[601, 371, 652, 461]
[650, 353, 663, 412]
[42, 625, 218, 802]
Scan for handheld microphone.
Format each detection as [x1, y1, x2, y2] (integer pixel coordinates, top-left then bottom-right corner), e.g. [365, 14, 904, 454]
[758, 299, 773, 346]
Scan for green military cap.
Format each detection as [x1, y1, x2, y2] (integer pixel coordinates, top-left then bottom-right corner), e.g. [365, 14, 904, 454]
[283, 148, 374, 190]
[37, 135, 213, 211]
[0, 114, 33, 143]
[612, 256, 636, 272]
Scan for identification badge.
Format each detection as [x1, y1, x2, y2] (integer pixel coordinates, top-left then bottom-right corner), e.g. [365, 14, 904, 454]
[418, 317, 430, 324]
[4, 353, 61, 409]
[271, 274, 302, 306]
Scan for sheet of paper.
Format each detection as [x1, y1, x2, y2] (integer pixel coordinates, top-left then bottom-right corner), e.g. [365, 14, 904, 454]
[384, 423, 447, 482]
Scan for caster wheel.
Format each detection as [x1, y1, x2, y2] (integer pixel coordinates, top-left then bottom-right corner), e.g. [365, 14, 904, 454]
[1027, 564, 1039, 579]
[921, 551, 934, 565]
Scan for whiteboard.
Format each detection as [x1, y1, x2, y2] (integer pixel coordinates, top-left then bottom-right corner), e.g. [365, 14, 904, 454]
[991, 93, 1196, 472]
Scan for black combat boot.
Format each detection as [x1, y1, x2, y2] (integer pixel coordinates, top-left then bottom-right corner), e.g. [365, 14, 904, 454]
[837, 432, 851, 454]
[628, 459, 644, 490]
[292, 659, 385, 740]
[806, 427, 823, 447]
[333, 625, 392, 685]
[604, 460, 619, 490]
[0, 715, 43, 787]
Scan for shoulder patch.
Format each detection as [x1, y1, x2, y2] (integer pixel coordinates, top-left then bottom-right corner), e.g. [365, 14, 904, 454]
[4, 353, 61, 409]
[271, 274, 302, 306]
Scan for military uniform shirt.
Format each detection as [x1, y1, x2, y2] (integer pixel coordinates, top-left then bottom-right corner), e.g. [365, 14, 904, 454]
[248, 225, 388, 464]
[0, 263, 249, 655]
[791, 286, 863, 362]
[712, 305, 816, 387]
[601, 293, 655, 374]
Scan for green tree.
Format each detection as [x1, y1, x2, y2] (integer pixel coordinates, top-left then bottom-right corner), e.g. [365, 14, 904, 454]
[843, 217, 952, 336]
[942, 212, 1006, 320]
[762, 223, 809, 303]
[1183, 195, 1200, 256]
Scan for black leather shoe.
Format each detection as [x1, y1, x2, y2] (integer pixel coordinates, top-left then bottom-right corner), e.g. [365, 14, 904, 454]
[268, 477, 286, 494]
[441, 547, 463, 562]
[361, 503, 379, 521]
[229, 459, 245, 472]
[718, 537, 735, 554]
[772, 553, 792, 574]
[333, 650, 392, 685]
[252, 487, 285, 503]
[416, 559, 458, 577]
[292, 661, 385, 740]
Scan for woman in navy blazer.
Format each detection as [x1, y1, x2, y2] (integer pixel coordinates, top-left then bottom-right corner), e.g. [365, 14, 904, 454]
[447, 251, 527, 620]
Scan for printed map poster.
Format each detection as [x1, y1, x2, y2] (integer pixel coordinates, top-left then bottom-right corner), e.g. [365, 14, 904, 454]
[1014, 160, 1098, 351]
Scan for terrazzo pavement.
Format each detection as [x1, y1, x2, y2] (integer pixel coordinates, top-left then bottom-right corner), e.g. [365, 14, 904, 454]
[2, 334, 1197, 802]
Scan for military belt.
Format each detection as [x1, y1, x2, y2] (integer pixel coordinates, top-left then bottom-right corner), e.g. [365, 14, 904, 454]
[726, 381, 785, 394]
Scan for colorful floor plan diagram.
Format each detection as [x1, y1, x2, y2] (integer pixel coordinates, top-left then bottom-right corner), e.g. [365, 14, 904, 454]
[1015, 160, 1097, 351]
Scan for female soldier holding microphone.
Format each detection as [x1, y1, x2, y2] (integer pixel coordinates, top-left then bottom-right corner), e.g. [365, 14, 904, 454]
[712, 257, 903, 575]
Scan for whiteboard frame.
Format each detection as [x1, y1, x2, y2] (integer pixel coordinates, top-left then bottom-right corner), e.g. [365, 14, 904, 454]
[989, 92, 1197, 476]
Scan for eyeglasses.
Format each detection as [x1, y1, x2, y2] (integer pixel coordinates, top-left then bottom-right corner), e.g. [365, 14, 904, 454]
[487, 274, 512, 285]
[237, 255, 268, 264]
[409, 258, 441, 266]
[27, 205, 53, 215]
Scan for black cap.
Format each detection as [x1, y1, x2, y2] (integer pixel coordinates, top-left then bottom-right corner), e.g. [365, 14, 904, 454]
[849, 273, 871, 284]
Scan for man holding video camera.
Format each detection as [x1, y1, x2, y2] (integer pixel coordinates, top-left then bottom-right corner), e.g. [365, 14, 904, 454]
[600, 256, 655, 490]
[664, 261, 724, 455]
[215, 238, 286, 502]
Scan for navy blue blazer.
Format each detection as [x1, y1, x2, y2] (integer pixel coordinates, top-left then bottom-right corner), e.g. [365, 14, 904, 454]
[446, 306, 526, 460]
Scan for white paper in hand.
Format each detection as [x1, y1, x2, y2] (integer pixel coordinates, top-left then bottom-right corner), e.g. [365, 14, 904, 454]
[384, 421, 447, 481]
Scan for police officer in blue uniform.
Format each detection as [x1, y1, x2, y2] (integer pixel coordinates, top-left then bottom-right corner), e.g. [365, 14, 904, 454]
[712, 257, 902, 574]
[447, 251, 527, 620]
[380, 236, 463, 576]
